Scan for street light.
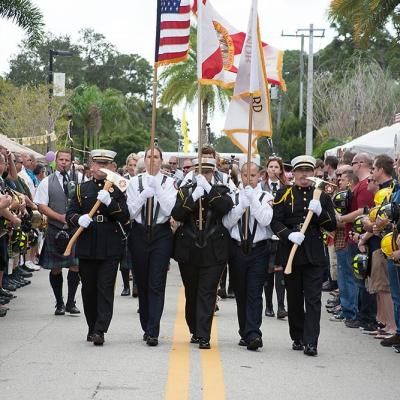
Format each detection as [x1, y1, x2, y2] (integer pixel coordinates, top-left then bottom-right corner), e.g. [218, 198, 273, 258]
[47, 49, 74, 151]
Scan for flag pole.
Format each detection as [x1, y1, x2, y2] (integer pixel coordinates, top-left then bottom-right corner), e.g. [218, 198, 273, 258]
[146, 65, 158, 238]
[244, 94, 254, 245]
[197, 82, 203, 233]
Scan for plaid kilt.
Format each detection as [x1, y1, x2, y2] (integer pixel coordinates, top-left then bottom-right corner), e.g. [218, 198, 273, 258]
[39, 224, 78, 269]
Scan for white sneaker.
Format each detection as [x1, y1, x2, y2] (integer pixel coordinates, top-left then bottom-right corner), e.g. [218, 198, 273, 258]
[25, 260, 41, 271]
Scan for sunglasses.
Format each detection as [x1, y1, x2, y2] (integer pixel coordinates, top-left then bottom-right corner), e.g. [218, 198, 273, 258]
[351, 160, 364, 166]
[183, 166, 191, 170]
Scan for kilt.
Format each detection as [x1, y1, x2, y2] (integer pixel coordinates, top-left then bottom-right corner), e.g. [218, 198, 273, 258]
[39, 224, 78, 269]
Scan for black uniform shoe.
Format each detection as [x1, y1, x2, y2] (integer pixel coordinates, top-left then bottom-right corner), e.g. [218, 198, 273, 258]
[265, 307, 275, 317]
[121, 287, 130, 296]
[20, 264, 35, 273]
[0, 288, 15, 298]
[54, 303, 66, 316]
[292, 340, 304, 351]
[247, 336, 263, 351]
[93, 333, 105, 346]
[66, 302, 80, 314]
[199, 339, 211, 349]
[304, 344, 318, 356]
[0, 307, 7, 317]
[190, 335, 200, 344]
[146, 336, 159, 347]
[238, 338, 248, 347]
[0, 297, 10, 305]
[87, 332, 95, 342]
[132, 285, 139, 298]
[277, 306, 288, 319]
[16, 267, 32, 278]
[143, 333, 149, 341]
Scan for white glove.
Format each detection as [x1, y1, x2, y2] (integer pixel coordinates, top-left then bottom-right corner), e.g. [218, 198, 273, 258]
[244, 186, 256, 203]
[192, 186, 205, 202]
[288, 231, 305, 246]
[239, 191, 250, 209]
[196, 174, 212, 193]
[97, 189, 111, 206]
[173, 169, 184, 181]
[308, 199, 322, 216]
[139, 186, 155, 200]
[78, 214, 93, 228]
[147, 175, 157, 189]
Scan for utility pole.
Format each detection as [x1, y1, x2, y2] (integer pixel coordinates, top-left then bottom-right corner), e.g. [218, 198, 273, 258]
[281, 25, 324, 155]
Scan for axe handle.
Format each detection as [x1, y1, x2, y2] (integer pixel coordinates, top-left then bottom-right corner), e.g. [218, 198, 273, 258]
[284, 188, 323, 275]
[63, 180, 113, 257]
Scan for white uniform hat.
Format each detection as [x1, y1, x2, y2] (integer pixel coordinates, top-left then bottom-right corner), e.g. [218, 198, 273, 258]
[90, 149, 116, 163]
[291, 155, 316, 171]
[192, 157, 216, 170]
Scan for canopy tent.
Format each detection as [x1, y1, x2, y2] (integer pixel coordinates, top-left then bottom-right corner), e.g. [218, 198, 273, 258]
[0, 134, 46, 161]
[324, 123, 400, 159]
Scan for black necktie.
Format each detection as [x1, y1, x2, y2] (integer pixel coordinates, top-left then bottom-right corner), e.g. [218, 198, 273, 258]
[271, 182, 278, 196]
[61, 171, 69, 197]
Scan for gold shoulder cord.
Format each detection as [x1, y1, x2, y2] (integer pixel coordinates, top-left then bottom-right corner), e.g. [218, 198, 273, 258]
[273, 187, 294, 212]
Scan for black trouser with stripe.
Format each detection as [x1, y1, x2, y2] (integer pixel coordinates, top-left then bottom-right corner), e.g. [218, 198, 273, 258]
[129, 223, 173, 338]
[79, 258, 119, 334]
[284, 262, 324, 346]
[179, 261, 225, 341]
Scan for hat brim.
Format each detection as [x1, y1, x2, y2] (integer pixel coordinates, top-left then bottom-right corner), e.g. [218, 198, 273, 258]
[92, 158, 113, 163]
[194, 165, 215, 170]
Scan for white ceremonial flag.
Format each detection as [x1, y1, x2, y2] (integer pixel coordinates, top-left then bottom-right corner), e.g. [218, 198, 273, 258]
[223, 0, 272, 155]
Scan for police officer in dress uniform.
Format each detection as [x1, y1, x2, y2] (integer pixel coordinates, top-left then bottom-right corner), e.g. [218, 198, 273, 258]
[271, 155, 336, 356]
[126, 147, 176, 347]
[34, 149, 81, 316]
[66, 149, 130, 346]
[223, 162, 273, 351]
[172, 158, 233, 349]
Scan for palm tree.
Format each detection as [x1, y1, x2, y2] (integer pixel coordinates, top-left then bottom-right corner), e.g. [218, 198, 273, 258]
[0, 0, 44, 47]
[329, 0, 400, 45]
[159, 26, 231, 145]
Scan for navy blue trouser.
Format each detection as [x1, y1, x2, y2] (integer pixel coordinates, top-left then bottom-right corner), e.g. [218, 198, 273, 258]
[129, 224, 173, 338]
[284, 262, 324, 346]
[79, 258, 119, 334]
[230, 242, 269, 341]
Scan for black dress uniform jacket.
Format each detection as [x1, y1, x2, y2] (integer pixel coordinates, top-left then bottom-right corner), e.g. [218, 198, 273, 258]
[271, 185, 336, 266]
[66, 179, 130, 259]
[172, 183, 233, 266]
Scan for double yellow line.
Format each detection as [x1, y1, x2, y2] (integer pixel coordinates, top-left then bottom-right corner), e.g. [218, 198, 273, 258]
[165, 287, 225, 400]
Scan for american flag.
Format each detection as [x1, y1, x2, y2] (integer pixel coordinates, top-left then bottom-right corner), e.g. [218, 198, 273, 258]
[155, 0, 191, 66]
[394, 112, 400, 124]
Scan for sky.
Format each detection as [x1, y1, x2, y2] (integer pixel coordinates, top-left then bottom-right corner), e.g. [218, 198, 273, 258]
[0, 0, 335, 143]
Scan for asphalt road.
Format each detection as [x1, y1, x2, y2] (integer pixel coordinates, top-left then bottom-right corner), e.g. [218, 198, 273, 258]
[1, 263, 398, 400]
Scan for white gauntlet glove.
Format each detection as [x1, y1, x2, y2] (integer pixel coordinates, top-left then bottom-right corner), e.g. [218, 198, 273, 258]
[196, 174, 212, 193]
[308, 199, 322, 216]
[239, 191, 250, 209]
[97, 189, 111, 206]
[288, 231, 305, 246]
[78, 214, 93, 228]
[139, 186, 155, 200]
[244, 185, 256, 204]
[173, 169, 184, 181]
[192, 186, 205, 202]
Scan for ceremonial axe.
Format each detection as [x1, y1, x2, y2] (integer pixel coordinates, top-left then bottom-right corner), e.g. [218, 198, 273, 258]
[284, 176, 333, 275]
[63, 169, 129, 256]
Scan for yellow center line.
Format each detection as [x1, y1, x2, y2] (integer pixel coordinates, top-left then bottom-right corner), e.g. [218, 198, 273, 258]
[165, 287, 190, 400]
[200, 316, 226, 400]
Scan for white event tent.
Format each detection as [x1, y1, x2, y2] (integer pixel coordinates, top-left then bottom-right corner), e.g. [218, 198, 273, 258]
[0, 134, 45, 161]
[325, 123, 400, 159]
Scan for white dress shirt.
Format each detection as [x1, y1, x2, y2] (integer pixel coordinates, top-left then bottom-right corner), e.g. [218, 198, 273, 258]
[127, 172, 177, 224]
[34, 170, 83, 206]
[223, 183, 274, 243]
[18, 167, 37, 199]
